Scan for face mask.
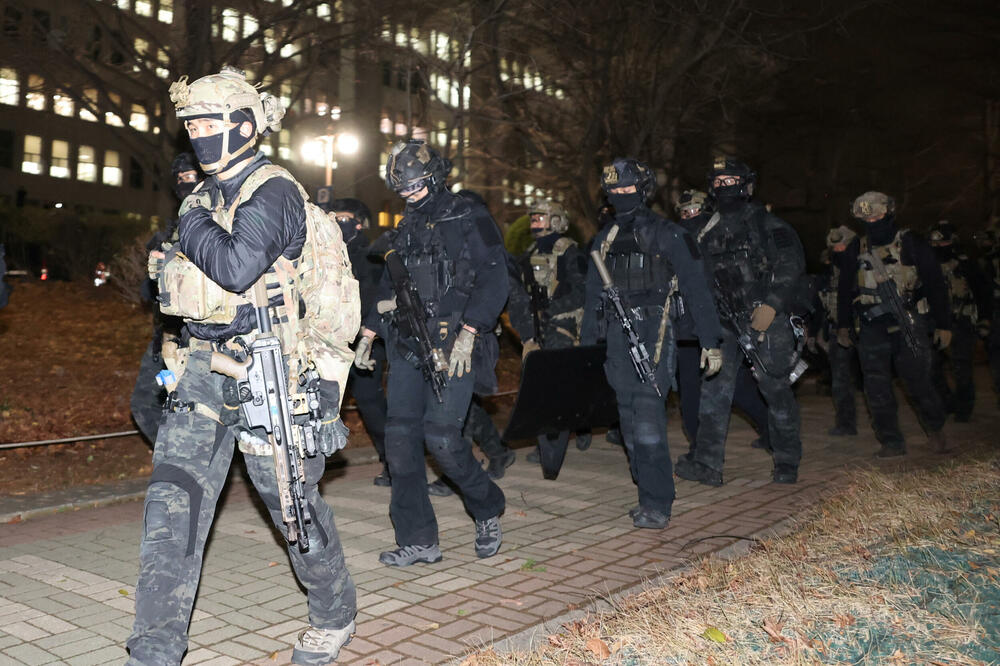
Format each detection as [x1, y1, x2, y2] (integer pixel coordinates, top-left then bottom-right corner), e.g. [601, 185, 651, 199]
[607, 192, 643, 215]
[173, 180, 197, 200]
[865, 214, 896, 246]
[933, 245, 954, 262]
[191, 124, 254, 175]
[337, 221, 358, 242]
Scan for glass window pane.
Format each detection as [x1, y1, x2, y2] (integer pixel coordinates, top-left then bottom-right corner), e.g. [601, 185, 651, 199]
[50, 139, 70, 178]
[135, 0, 151, 17]
[222, 8, 239, 42]
[103, 150, 122, 185]
[78, 145, 96, 182]
[158, 0, 173, 23]
[243, 14, 257, 38]
[22, 135, 42, 174]
[80, 88, 98, 121]
[53, 92, 73, 116]
[129, 104, 148, 131]
[105, 93, 123, 126]
[26, 74, 45, 110]
[0, 68, 19, 105]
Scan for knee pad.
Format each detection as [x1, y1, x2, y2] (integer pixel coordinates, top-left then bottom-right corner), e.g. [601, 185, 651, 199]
[424, 423, 464, 456]
[145, 465, 203, 556]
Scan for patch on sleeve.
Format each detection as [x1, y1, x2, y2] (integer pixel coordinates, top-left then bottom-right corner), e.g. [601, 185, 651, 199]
[683, 232, 702, 259]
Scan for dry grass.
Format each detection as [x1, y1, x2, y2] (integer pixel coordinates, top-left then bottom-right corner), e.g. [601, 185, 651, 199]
[463, 454, 1000, 665]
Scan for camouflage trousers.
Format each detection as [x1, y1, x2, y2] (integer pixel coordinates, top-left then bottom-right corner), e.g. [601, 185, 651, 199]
[126, 350, 356, 666]
[828, 338, 859, 430]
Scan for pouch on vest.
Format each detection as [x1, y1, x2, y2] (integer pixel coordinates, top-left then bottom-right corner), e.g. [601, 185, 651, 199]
[157, 247, 245, 323]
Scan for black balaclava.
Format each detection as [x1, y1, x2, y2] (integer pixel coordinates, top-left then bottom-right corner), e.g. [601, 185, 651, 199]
[865, 214, 897, 246]
[679, 212, 710, 235]
[712, 186, 746, 215]
[190, 110, 257, 176]
[534, 231, 560, 252]
[607, 191, 643, 216]
[933, 244, 955, 262]
[170, 152, 199, 200]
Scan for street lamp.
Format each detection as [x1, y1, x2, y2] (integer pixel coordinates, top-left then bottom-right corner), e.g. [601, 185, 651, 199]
[301, 126, 359, 187]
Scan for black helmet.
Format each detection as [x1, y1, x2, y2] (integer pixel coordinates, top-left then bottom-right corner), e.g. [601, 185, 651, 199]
[329, 198, 371, 229]
[385, 139, 451, 194]
[927, 219, 958, 244]
[171, 152, 198, 177]
[600, 158, 656, 201]
[707, 157, 756, 199]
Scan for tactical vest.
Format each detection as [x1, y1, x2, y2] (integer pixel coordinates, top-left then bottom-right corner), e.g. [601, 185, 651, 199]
[527, 236, 575, 299]
[157, 165, 359, 409]
[399, 222, 458, 317]
[941, 256, 978, 323]
[819, 264, 839, 323]
[697, 210, 770, 288]
[854, 230, 928, 314]
[604, 228, 674, 301]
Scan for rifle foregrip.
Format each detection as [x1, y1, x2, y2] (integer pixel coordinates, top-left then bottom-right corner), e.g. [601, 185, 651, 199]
[590, 250, 614, 288]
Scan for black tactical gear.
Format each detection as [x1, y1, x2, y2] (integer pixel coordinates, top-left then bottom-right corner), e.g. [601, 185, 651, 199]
[601, 158, 656, 214]
[707, 158, 756, 202]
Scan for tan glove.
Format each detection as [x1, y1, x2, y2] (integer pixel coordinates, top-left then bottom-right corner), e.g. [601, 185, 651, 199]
[353, 333, 376, 371]
[521, 338, 540, 360]
[147, 250, 165, 281]
[933, 329, 952, 350]
[376, 295, 397, 314]
[750, 304, 777, 332]
[700, 348, 723, 376]
[836, 327, 853, 348]
[448, 327, 476, 377]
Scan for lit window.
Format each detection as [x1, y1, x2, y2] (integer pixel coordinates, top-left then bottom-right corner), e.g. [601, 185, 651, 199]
[78, 145, 96, 182]
[333, 0, 343, 21]
[134, 37, 148, 56]
[105, 93, 124, 126]
[158, 0, 173, 23]
[462, 85, 470, 110]
[243, 14, 257, 38]
[117, 0, 130, 10]
[156, 49, 170, 79]
[449, 83, 459, 108]
[435, 75, 449, 105]
[282, 0, 292, 5]
[22, 135, 43, 174]
[280, 81, 291, 109]
[280, 40, 295, 58]
[394, 121, 407, 137]
[411, 27, 426, 55]
[317, 101, 329, 116]
[80, 88, 98, 122]
[53, 92, 74, 117]
[103, 150, 122, 186]
[330, 105, 341, 120]
[379, 114, 391, 134]
[130, 104, 148, 131]
[263, 28, 276, 53]
[26, 75, 45, 110]
[317, 3, 331, 20]
[50, 140, 70, 178]
[222, 9, 239, 42]
[135, 0, 151, 17]
[0, 68, 19, 105]
[434, 33, 448, 60]
[394, 30, 406, 48]
[259, 141, 273, 156]
[278, 130, 291, 160]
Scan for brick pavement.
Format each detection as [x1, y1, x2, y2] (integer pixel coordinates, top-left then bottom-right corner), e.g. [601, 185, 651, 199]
[1, 383, 996, 665]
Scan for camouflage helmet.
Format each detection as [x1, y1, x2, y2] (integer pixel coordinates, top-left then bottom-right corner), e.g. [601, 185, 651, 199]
[927, 219, 958, 244]
[385, 139, 450, 194]
[675, 189, 709, 217]
[528, 199, 570, 234]
[851, 191, 895, 220]
[825, 224, 857, 249]
[601, 158, 656, 200]
[169, 66, 284, 172]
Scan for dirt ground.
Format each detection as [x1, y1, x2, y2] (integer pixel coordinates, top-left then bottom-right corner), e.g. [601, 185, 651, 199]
[0, 281, 521, 497]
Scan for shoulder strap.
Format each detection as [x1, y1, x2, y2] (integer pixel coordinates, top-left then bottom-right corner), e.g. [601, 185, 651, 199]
[552, 236, 575, 256]
[696, 212, 721, 243]
[599, 224, 620, 261]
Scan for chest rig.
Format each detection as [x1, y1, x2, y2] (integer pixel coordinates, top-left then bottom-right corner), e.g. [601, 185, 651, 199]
[698, 211, 769, 288]
[527, 236, 575, 299]
[855, 230, 928, 314]
[940, 257, 977, 323]
[603, 225, 674, 302]
[397, 218, 457, 318]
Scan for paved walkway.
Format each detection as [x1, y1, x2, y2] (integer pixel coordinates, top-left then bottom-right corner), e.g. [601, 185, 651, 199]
[1, 383, 996, 665]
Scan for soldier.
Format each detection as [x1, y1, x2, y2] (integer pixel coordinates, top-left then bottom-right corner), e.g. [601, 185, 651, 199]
[836, 192, 950, 456]
[927, 220, 990, 421]
[581, 158, 723, 529]
[130, 153, 200, 445]
[673, 190, 771, 453]
[675, 159, 806, 487]
[508, 199, 591, 474]
[328, 197, 391, 485]
[822, 225, 861, 435]
[973, 225, 1000, 404]
[129, 68, 358, 665]
[354, 139, 507, 566]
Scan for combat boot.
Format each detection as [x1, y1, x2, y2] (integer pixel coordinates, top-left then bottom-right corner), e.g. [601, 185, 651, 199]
[575, 433, 592, 451]
[631, 507, 670, 529]
[928, 430, 951, 454]
[291, 621, 355, 665]
[828, 424, 858, 436]
[486, 449, 516, 480]
[373, 463, 391, 487]
[772, 464, 798, 484]
[674, 457, 723, 487]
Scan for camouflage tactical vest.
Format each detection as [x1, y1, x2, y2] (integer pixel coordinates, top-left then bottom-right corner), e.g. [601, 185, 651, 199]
[940, 256, 977, 323]
[527, 236, 575, 299]
[855, 230, 928, 314]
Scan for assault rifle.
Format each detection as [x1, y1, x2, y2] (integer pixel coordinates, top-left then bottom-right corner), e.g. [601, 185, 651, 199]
[590, 250, 661, 397]
[211, 280, 317, 552]
[858, 250, 921, 356]
[521, 260, 550, 347]
[714, 266, 808, 385]
[384, 250, 449, 403]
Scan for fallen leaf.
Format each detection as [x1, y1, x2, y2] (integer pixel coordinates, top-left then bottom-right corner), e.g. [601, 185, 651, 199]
[833, 613, 856, 629]
[610, 637, 626, 653]
[702, 626, 727, 643]
[585, 638, 611, 659]
[422, 622, 440, 630]
[269, 651, 278, 661]
[547, 634, 568, 648]
[118, 589, 129, 596]
[268, 561, 279, 567]
[563, 620, 584, 636]
[761, 617, 785, 643]
[888, 649, 907, 665]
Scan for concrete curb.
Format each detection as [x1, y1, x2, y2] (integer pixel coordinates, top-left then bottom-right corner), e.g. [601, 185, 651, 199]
[0, 446, 382, 525]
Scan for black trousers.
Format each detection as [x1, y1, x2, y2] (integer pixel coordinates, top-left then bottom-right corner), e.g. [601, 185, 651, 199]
[828, 338, 859, 430]
[931, 318, 976, 419]
[384, 344, 505, 546]
[346, 340, 387, 462]
[855, 316, 945, 448]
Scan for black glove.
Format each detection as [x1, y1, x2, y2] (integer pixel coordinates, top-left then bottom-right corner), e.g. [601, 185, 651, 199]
[316, 379, 348, 456]
[220, 377, 242, 426]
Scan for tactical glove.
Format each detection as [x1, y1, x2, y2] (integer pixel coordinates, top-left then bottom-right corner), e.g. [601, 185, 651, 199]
[376, 295, 397, 315]
[521, 338, 540, 360]
[836, 327, 853, 348]
[178, 190, 213, 217]
[933, 328, 952, 350]
[353, 333, 376, 370]
[448, 327, 476, 378]
[977, 319, 991, 339]
[316, 379, 348, 456]
[147, 250, 165, 281]
[700, 347, 723, 376]
[750, 304, 777, 332]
